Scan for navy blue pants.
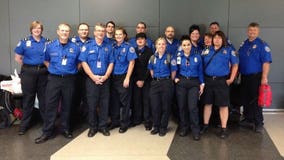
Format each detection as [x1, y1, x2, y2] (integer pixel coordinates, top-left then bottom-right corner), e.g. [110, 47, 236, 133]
[20, 65, 47, 130]
[110, 75, 131, 128]
[86, 78, 110, 130]
[149, 79, 173, 130]
[42, 74, 76, 136]
[241, 73, 263, 126]
[176, 77, 200, 134]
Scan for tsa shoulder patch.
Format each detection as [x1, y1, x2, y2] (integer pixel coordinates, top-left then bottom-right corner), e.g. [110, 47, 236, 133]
[265, 46, 271, 53]
[231, 50, 237, 56]
[171, 59, 177, 66]
[129, 47, 135, 53]
[16, 41, 21, 47]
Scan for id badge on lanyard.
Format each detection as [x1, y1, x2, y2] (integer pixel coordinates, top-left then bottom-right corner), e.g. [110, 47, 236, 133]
[62, 56, 67, 65]
[97, 61, 102, 68]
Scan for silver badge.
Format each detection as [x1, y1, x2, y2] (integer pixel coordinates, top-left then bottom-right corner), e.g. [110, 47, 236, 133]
[223, 50, 227, 54]
[194, 57, 198, 63]
[69, 48, 74, 53]
[81, 46, 86, 52]
[205, 49, 209, 55]
[253, 44, 257, 49]
[122, 48, 126, 53]
[105, 47, 108, 52]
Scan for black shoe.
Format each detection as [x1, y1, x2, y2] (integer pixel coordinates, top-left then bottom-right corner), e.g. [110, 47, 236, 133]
[87, 129, 97, 137]
[218, 128, 228, 139]
[179, 129, 188, 137]
[119, 127, 128, 133]
[159, 129, 167, 137]
[35, 134, 50, 144]
[99, 129, 110, 136]
[239, 119, 254, 128]
[255, 125, 264, 133]
[145, 124, 152, 131]
[62, 131, 73, 139]
[108, 124, 119, 130]
[18, 128, 27, 136]
[193, 134, 201, 141]
[200, 125, 209, 135]
[150, 128, 159, 135]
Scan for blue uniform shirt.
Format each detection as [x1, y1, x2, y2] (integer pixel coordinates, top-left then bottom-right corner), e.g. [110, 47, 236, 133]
[192, 44, 203, 55]
[103, 36, 116, 46]
[79, 40, 114, 76]
[166, 38, 180, 56]
[176, 50, 204, 84]
[113, 41, 137, 75]
[14, 36, 49, 65]
[202, 46, 239, 76]
[45, 39, 80, 75]
[148, 52, 177, 78]
[129, 37, 155, 52]
[71, 36, 93, 48]
[238, 37, 272, 75]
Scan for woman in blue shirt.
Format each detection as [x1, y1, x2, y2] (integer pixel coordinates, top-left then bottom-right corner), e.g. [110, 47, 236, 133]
[174, 35, 204, 140]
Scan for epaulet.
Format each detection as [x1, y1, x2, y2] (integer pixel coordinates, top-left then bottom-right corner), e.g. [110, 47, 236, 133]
[71, 37, 77, 43]
[261, 39, 268, 45]
[239, 41, 245, 47]
[22, 37, 30, 41]
[47, 39, 55, 45]
[45, 38, 51, 42]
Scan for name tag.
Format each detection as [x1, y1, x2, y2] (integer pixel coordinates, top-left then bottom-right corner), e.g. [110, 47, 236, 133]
[62, 58, 67, 65]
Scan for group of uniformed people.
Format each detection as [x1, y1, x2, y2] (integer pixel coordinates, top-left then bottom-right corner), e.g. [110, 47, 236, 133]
[14, 20, 272, 144]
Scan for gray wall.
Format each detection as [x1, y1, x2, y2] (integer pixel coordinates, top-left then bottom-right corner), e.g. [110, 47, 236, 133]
[0, 0, 283, 109]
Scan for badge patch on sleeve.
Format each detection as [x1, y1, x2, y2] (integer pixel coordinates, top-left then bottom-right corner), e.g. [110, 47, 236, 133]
[171, 59, 177, 65]
[129, 47, 135, 53]
[231, 50, 236, 56]
[17, 41, 21, 47]
[265, 46, 271, 52]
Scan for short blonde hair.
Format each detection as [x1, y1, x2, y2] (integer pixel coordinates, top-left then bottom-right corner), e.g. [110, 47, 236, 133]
[155, 37, 166, 46]
[30, 21, 43, 34]
[57, 23, 71, 31]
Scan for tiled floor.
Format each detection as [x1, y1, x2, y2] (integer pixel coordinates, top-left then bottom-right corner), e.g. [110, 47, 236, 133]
[0, 112, 283, 160]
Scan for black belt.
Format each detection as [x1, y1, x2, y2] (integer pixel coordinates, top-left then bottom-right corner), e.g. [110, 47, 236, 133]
[242, 72, 262, 77]
[49, 74, 76, 78]
[112, 74, 126, 78]
[179, 75, 198, 80]
[23, 64, 46, 69]
[205, 75, 227, 80]
[153, 76, 170, 81]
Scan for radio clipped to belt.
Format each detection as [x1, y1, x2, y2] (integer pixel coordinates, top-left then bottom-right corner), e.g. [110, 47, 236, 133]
[258, 84, 272, 108]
